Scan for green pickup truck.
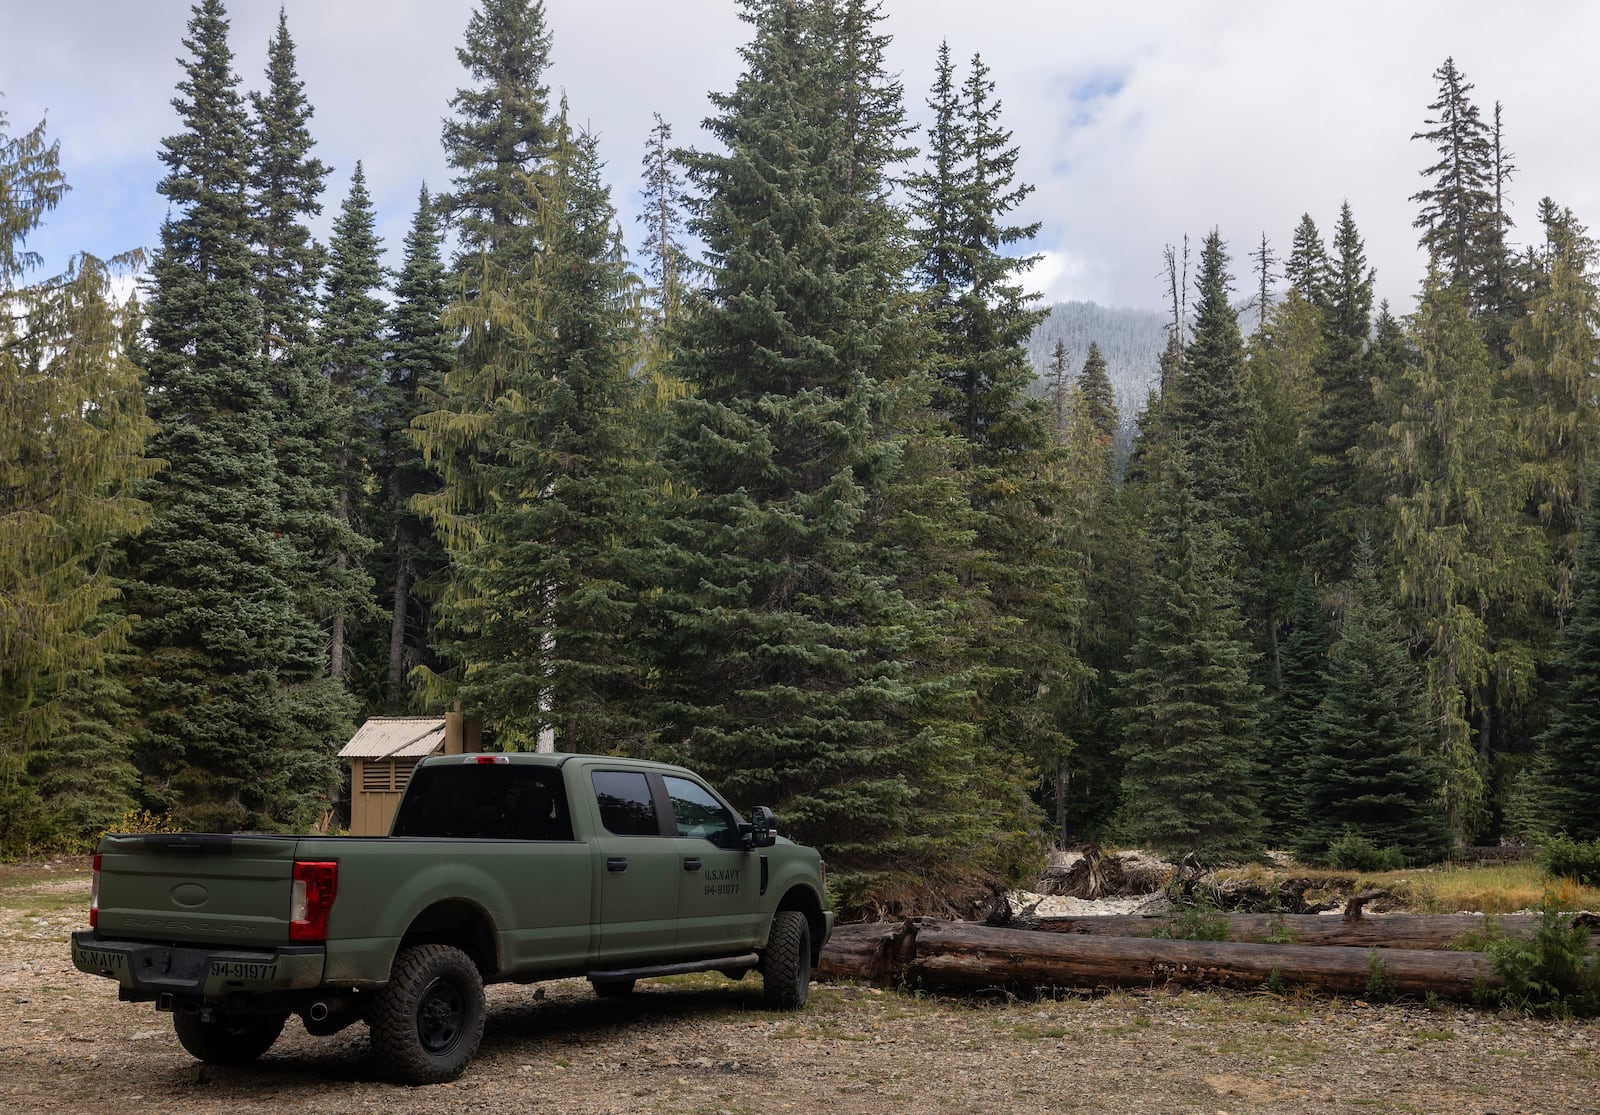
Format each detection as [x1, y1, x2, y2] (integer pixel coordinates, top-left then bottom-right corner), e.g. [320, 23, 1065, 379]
[71, 752, 832, 1084]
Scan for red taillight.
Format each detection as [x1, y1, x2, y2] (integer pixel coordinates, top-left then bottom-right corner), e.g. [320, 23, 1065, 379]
[89, 853, 101, 929]
[289, 860, 338, 942]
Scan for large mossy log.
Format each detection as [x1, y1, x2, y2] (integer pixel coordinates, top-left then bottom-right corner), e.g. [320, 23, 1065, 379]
[818, 918, 1504, 999]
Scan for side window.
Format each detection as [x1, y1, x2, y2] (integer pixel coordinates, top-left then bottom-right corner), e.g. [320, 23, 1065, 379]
[664, 776, 738, 849]
[591, 771, 662, 837]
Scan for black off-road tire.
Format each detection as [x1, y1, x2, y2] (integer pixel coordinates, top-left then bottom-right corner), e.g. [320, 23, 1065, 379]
[760, 909, 812, 1010]
[370, 944, 486, 1085]
[172, 1009, 286, 1065]
[590, 976, 636, 998]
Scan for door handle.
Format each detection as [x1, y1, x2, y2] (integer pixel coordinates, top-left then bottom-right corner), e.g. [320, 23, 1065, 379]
[606, 857, 628, 872]
[683, 858, 703, 872]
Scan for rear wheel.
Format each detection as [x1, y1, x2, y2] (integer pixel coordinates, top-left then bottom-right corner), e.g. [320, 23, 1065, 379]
[172, 1010, 285, 1065]
[760, 910, 812, 1010]
[370, 944, 486, 1085]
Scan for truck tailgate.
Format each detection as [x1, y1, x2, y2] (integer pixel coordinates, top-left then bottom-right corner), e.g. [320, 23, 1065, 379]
[96, 833, 302, 947]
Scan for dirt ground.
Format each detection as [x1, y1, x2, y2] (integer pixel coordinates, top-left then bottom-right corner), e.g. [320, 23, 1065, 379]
[4, 862, 1598, 1114]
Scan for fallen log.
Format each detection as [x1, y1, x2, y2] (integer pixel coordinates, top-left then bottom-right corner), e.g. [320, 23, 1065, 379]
[819, 918, 1503, 1000]
[1017, 912, 1600, 951]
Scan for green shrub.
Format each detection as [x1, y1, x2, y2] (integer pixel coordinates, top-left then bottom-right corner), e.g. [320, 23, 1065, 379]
[1539, 836, 1600, 886]
[1486, 894, 1600, 1017]
[1327, 832, 1405, 872]
[1155, 898, 1229, 941]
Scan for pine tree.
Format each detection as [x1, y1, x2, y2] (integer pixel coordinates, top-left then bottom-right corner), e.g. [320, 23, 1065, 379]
[122, 0, 351, 830]
[1112, 444, 1263, 861]
[637, 111, 688, 330]
[317, 162, 385, 688]
[1299, 542, 1451, 864]
[437, 0, 554, 265]
[248, 7, 328, 363]
[376, 186, 452, 709]
[656, 0, 1037, 911]
[246, 8, 347, 701]
[1411, 58, 1497, 301]
[1077, 341, 1118, 448]
[1, 109, 154, 848]
[1262, 575, 1327, 844]
[1305, 202, 1378, 583]
[1285, 214, 1330, 307]
[1168, 229, 1252, 535]
[416, 113, 649, 752]
[1372, 262, 1541, 840]
[1528, 462, 1600, 840]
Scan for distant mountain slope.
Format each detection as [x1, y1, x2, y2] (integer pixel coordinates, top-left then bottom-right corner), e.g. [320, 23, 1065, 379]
[1027, 301, 1168, 421]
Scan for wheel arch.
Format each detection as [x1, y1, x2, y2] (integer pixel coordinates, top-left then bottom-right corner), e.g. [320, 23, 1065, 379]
[398, 899, 501, 978]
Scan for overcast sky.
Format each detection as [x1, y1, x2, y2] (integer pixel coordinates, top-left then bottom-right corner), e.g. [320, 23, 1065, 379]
[3, 0, 1596, 317]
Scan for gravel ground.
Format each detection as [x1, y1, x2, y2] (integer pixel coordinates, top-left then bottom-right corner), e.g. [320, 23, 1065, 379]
[4, 865, 1598, 1114]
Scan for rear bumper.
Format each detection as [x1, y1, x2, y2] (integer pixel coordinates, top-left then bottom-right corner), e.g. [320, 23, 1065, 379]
[71, 930, 325, 1002]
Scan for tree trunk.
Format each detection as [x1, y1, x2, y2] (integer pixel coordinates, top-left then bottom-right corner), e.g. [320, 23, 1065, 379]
[1018, 912, 1598, 951]
[819, 918, 1504, 1000]
[387, 546, 410, 708]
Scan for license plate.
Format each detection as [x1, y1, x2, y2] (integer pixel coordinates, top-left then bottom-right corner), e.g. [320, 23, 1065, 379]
[210, 960, 277, 981]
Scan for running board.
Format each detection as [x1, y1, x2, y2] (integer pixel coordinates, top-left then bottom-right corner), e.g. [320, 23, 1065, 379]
[587, 952, 760, 982]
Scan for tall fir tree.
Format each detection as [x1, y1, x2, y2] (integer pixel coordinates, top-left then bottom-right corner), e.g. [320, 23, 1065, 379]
[1284, 213, 1330, 307]
[1299, 541, 1451, 864]
[1167, 230, 1253, 537]
[1, 109, 154, 848]
[122, 0, 351, 830]
[655, 0, 1038, 911]
[1411, 58, 1498, 307]
[245, 7, 348, 697]
[1372, 262, 1541, 840]
[317, 162, 385, 689]
[376, 186, 452, 709]
[416, 113, 649, 752]
[1261, 575, 1327, 844]
[1305, 202, 1378, 584]
[437, 0, 554, 266]
[1077, 341, 1118, 448]
[1526, 461, 1600, 841]
[1112, 443, 1263, 861]
[636, 111, 688, 331]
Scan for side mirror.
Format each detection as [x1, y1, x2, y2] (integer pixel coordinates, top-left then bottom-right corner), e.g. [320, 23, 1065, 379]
[743, 806, 777, 849]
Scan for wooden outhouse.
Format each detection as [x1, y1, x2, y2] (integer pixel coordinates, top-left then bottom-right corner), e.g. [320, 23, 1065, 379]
[339, 713, 481, 835]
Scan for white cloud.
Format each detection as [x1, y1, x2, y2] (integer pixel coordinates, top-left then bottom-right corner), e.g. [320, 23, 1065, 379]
[6, 0, 1598, 315]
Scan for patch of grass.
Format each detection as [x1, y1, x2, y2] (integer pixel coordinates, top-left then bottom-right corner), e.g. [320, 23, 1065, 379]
[1414, 1028, 1455, 1041]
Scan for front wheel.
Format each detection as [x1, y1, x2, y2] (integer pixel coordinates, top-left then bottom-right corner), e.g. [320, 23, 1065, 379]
[370, 944, 487, 1085]
[173, 1010, 286, 1065]
[760, 910, 812, 1010]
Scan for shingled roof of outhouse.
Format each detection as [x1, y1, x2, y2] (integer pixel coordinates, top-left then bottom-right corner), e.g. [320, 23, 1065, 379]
[338, 716, 446, 760]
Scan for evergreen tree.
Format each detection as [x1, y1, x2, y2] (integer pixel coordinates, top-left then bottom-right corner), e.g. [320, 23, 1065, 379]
[317, 162, 385, 687]
[656, 0, 1037, 911]
[1112, 444, 1263, 861]
[122, 0, 351, 830]
[1263, 575, 1327, 844]
[1411, 58, 1497, 301]
[1168, 229, 1252, 535]
[246, 7, 347, 697]
[1, 109, 154, 847]
[1305, 202, 1378, 583]
[1285, 213, 1330, 306]
[1299, 542, 1451, 864]
[376, 186, 452, 709]
[416, 114, 649, 752]
[1242, 287, 1321, 671]
[437, 0, 554, 265]
[1043, 337, 1070, 438]
[637, 111, 688, 329]
[1528, 462, 1600, 840]
[1372, 262, 1541, 840]
[1077, 341, 1118, 448]
[248, 6, 328, 363]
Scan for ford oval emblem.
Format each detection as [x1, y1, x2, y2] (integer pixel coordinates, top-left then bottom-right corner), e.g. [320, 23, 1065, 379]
[170, 883, 209, 908]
